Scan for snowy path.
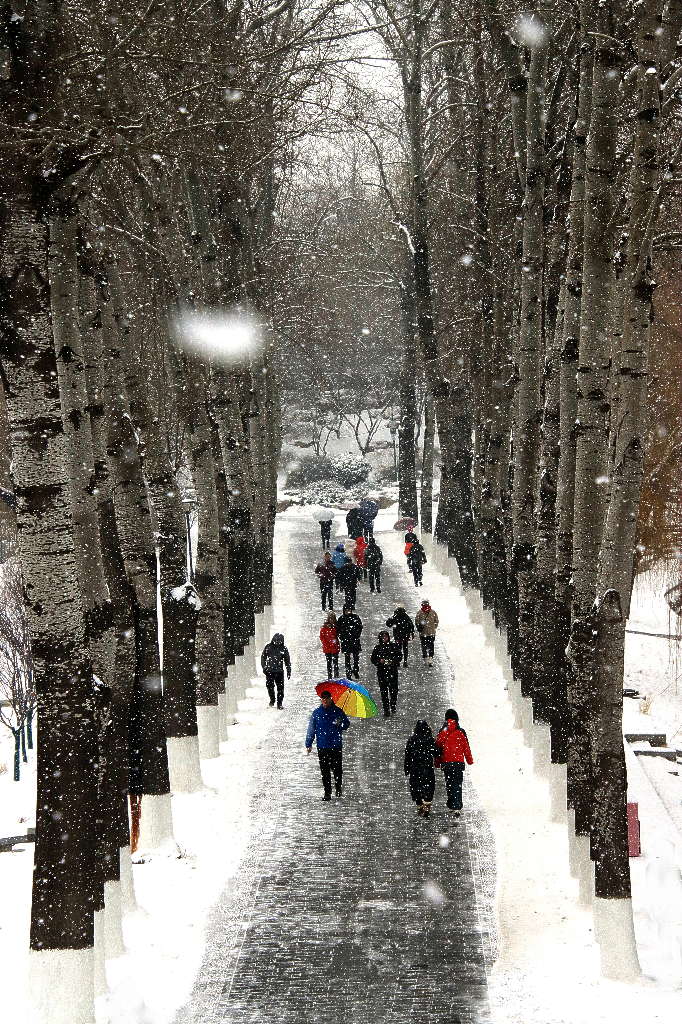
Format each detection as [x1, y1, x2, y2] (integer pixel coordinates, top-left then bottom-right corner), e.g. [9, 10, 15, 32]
[178, 516, 494, 1024]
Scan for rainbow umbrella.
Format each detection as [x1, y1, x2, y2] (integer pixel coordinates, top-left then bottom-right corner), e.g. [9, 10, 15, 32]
[315, 678, 378, 718]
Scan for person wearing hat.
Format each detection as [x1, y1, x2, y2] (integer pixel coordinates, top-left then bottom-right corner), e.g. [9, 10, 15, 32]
[415, 599, 439, 666]
[305, 690, 350, 800]
[260, 633, 292, 709]
[435, 709, 474, 814]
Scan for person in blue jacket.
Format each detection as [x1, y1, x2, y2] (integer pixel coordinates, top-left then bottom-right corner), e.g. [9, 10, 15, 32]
[331, 543, 347, 570]
[305, 690, 350, 800]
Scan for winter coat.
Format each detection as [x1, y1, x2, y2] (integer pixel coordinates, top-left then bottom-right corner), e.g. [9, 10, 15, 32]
[353, 536, 368, 567]
[320, 624, 340, 655]
[415, 607, 439, 636]
[261, 635, 292, 677]
[365, 542, 383, 571]
[336, 561, 362, 592]
[331, 545, 347, 569]
[404, 732, 438, 777]
[370, 639, 402, 679]
[305, 703, 350, 750]
[407, 542, 427, 568]
[386, 609, 414, 642]
[315, 561, 336, 584]
[346, 507, 364, 539]
[336, 612, 363, 651]
[435, 721, 474, 765]
[359, 500, 379, 527]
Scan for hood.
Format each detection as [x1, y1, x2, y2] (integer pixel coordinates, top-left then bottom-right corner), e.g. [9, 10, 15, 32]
[271, 633, 284, 646]
[335, 543, 345, 551]
[377, 630, 390, 642]
[414, 720, 432, 738]
[421, 602, 431, 610]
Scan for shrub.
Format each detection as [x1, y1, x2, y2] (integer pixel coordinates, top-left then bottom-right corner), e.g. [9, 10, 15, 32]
[329, 454, 370, 488]
[301, 479, 366, 505]
[284, 454, 334, 489]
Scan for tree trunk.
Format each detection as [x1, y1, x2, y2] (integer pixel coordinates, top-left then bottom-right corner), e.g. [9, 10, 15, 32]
[398, 274, 419, 521]
[420, 389, 435, 533]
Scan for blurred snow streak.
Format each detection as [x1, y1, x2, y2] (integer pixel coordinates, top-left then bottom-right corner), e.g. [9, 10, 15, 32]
[173, 307, 264, 364]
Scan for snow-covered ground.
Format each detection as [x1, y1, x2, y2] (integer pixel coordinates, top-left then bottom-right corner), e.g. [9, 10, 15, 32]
[1, 507, 680, 1023]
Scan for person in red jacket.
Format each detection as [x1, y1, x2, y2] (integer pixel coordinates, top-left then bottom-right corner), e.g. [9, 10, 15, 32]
[353, 534, 368, 581]
[320, 612, 340, 679]
[435, 709, 474, 814]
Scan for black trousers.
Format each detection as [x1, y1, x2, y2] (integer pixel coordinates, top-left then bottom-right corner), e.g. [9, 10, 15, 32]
[411, 564, 424, 585]
[420, 635, 435, 659]
[343, 586, 357, 610]
[344, 648, 360, 678]
[397, 637, 409, 663]
[325, 652, 339, 678]
[368, 568, 381, 592]
[320, 522, 331, 548]
[265, 672, 284, 707]
[378, 671, 398, 715]
[442, 762, 465, 809]
[320, 579, 334, 610]
[318, 747, 343, 796]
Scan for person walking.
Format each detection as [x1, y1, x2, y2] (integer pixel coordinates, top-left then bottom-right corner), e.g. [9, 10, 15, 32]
[404, 531, 416, 571]
[435, 709, 474, 814]
[415, 599, 439, 666]
[370, 630, 402, 717]
[318, 507, 334, 549]
[407, 538, 427, 586]
[353, 533, 368, 581]
[336, 556, 361, 610]
[404, 721, 438, 817]
[359, 498, 379, 540]
[385, 604, 414, 665]
[331, 542, 347, 570]
[260, 633, 291, 709]
[365, 537, 383, 594]
[346, 505, 363, 540]
[305, 689, 350, 800]
[336, 605, 363, 680]
[320, 612, 340, 679]
[315, 551, 336, 611]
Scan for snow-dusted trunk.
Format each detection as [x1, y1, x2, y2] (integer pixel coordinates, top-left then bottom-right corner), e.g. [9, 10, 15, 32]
[591, 0, 666, 975]
[511, 46, 546, 702]
[97, 276, 172, 837]
[420, 390, 435, 533]
[0, 190, 97, 1018]
[398, 275, 419, 521]
[0, 383, 16, 554]
[556, 10, 592, 826]
[567, 6, 622, 841]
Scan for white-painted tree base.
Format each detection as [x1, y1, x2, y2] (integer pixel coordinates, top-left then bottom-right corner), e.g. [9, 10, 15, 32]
[136, 792, 174, 852]
[103, 879, 125, 957]
[548, 762, 568, 825]
[531, 721, 553, 780]
[519, 695, 535, 746]
[593, 897, 641, 980]
[196, 703, 220, 759]
[567, 820, 594, 904]
[217, 690, 229, 740]
[94, 909, 107, 997]
[29, 947, 95, 1024]
[119, 845, 137, 914]
[167, 734, 203, 793]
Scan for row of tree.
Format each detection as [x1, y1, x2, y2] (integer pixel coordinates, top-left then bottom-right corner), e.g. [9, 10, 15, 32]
[0, 1, 353, 1019]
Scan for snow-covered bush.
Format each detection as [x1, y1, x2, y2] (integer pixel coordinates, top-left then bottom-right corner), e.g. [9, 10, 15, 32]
[301, 479, 366, 505]
[329, 454, 370, 488]
[284, 454, 334, 489]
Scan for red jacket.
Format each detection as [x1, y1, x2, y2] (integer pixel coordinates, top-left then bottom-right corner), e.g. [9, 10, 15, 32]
[404, 541, 413, 557]
[435, 722, 473, 765]
[320, 625, 340, 655]
[354, 536, 368, 567]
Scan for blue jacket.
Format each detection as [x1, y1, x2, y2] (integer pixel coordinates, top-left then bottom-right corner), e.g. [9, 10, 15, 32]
[305, 704, 350, 750]
[331, 546, 346, 569]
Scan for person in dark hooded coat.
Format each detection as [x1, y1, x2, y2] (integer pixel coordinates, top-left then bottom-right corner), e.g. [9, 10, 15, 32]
[346, 506, 364, 540]
[260, 633, 291, 709]
[335, 556, 362, 610]
[404, 721, 438, 817]
[370, 630, 402, 717]
[385, 605, 415, 665]
[365, 537, 383, 593]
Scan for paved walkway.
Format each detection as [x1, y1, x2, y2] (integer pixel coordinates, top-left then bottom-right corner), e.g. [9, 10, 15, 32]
[179, 516, 495, 1024]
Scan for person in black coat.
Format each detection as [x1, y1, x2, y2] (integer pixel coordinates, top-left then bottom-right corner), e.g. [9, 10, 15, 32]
[314, 552, 336, 611]
[404, 721, 437, 817]
[370, 630, 402, 717]
[365, 538, 383, 594]
[385, 604, 415, 666]
[346, 506, 364, 540]
[335, 556, 362, 610]
[336, 606, 363, 679]
[260, 633, 292, 709]
[407, 540, 427, 586]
